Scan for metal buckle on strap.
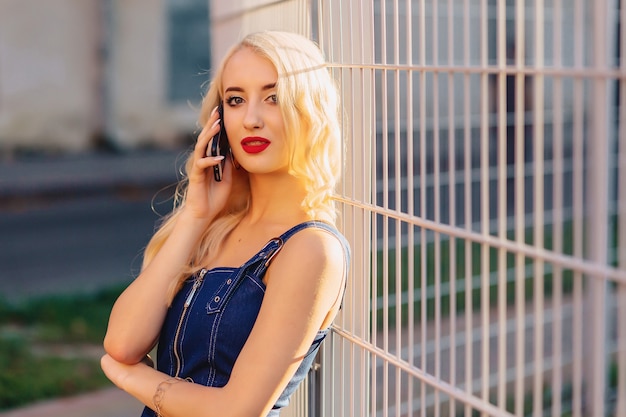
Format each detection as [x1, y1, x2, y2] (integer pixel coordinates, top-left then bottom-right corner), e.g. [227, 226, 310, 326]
[263, 237, 284, 267]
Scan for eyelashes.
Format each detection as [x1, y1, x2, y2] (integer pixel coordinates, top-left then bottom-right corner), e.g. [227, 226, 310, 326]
[224, 94, 278, 106]
[225, 96, 244, 106]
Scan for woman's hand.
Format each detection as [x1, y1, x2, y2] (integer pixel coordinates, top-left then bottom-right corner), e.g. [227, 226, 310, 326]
[184, 106, 234, 221]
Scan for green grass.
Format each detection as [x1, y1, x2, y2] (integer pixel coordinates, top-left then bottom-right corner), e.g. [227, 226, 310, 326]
[0, 285, 126, 411]
[0, 335, 110, 410]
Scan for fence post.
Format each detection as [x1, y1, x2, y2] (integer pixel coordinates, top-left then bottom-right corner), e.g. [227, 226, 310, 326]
[584, 0, 617, 415]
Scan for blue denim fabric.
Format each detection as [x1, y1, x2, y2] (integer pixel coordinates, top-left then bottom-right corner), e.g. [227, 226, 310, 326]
[141, 221, 350, 417]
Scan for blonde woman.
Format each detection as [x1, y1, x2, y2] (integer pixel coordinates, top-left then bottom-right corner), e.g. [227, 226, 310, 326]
[101, 31, 350, 417]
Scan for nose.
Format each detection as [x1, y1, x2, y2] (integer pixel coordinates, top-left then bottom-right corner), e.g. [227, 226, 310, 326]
[243, 102, 264, 130]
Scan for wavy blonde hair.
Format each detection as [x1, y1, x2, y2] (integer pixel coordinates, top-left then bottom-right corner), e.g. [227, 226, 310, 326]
[143, 31, 343, 302]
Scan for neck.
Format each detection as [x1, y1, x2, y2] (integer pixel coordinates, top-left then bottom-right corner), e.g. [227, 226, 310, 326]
[245, 173, 311, 225]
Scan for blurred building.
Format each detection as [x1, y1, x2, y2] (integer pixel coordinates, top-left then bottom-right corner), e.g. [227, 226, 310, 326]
[0, 0, 210, 154]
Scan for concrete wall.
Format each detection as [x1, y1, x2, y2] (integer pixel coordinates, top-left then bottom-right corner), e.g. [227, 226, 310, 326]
[0, 0, 195, 154]
[0, 0, 100, 152]
[107, 0, 187, 150]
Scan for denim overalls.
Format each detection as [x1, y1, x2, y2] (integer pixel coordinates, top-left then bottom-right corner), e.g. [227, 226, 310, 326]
[141, 221, 350, 417]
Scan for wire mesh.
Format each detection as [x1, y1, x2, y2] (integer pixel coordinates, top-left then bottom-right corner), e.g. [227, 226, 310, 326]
[210, 0, 626, 415]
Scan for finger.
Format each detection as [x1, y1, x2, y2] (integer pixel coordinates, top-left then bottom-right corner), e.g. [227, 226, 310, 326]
[194, 117, 221, 159]
[193, 155, 225, 171]
[195, 106, 220, 149]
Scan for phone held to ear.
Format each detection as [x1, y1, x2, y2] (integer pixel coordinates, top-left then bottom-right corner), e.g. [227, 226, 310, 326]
[210, 104, 230, 182]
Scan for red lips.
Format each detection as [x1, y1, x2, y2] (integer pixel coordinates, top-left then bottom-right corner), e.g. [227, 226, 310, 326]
[241, 136, 270, 154]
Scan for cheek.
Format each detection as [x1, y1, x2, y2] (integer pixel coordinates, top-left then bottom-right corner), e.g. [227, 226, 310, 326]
[273, 112, 286, 131]
[270, 115, 287, 142]
[223, 114, 234, 138]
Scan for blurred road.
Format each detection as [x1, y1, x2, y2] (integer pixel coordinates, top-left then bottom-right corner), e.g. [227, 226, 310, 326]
[0, 149, 186, 416]
[0, 194, 158, 299]
[0, 149, 185, 300]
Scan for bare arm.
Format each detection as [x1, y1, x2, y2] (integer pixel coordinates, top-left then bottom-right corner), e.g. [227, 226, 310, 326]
[103, 107, 232, 364]
[103, 210, 212, 363]
[101, 228, 347, 416]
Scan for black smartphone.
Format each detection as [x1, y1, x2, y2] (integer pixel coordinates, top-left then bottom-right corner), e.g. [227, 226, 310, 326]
[210, 104, 230, 182]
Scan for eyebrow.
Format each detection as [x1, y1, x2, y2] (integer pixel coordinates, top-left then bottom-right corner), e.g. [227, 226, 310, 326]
[224, 83, 277, 94]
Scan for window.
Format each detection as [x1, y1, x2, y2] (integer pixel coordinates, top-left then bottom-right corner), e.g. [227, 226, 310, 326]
[167, 0, 211, 103]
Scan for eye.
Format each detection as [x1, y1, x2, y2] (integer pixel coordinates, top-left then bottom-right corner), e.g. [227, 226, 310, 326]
[266, 94, 278, 104]
[225, 96, 244, 106]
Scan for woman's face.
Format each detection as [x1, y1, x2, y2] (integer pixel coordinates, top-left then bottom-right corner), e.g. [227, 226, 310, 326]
[221, 47, 288, 177]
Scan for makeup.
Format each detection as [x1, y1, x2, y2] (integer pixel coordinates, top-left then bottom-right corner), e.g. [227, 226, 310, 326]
[241, 137, 271, 154]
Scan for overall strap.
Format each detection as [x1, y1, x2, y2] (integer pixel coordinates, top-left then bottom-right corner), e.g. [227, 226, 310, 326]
[250, 220, 351, 277]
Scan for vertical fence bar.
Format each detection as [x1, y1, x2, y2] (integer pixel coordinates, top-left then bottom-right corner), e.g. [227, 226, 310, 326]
[432, 1, 442, 415]
[341, 2, 356, 415]
[585, 0, 611, 415]
[369, 1, 379, 414]
[340, 9, 357, 413]
[532, 1, 546, 416]
[551, 0, 565, 415]
[317, 16, 330, 416]
[479, 0, 491, 414]
[379, 1, 390, 416]
[333, 8, 345, 414]
[369, 2, 379, 415]
[570, 0, 585, 414]
[362, 3, 376, 415]
[406, 1, 415, 416]
[618, 3, 626, 416]
[513, 0, 526, 414]
[446, 1, 457, 416]
[391, 1, 402, 416]
[418, 0, 427, 416]
[335, 8, 356, 415]
[495, 0, 507, 411]
[463, 1, 473, 415]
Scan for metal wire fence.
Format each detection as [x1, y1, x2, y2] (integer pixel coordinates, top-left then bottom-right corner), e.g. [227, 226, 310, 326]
[211, 0, 626, 415]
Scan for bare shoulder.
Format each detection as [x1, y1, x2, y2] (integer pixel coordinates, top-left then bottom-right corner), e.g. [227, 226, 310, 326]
[267, 225, 347, 285]
[281, 226, 345, 266]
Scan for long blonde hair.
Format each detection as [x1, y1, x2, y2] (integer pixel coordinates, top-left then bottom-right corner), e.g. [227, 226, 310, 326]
[143, 31, 343, 302]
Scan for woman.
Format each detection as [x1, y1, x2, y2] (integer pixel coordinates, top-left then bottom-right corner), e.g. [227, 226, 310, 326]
[101, 31, 350, 417]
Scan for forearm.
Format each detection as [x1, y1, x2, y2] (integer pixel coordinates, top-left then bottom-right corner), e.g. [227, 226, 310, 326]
[101, 354, 248, 417]
[127, 368, 231, 417]
[104, 209, 212, 362]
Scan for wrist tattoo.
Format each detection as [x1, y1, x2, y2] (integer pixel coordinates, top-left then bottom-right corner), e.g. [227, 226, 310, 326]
[152, 376, 191, 417]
